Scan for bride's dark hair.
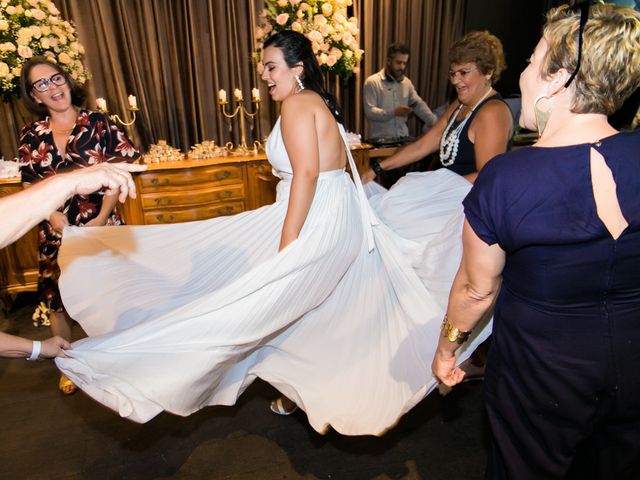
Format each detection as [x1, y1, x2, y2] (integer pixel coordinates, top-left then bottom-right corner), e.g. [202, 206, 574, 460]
[263, 30, 343, 123]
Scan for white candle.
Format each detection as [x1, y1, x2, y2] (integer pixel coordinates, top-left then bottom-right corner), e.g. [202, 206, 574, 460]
[218, 89, 227, 102]
[233, 88, 243, 101]
[128, 94, 137, 109]
[251, 88, 260, 101]
[96, 97, 107, 111]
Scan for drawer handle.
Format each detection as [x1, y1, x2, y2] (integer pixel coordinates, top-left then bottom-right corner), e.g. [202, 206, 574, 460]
[156, 214, 175, 223]
[257, 174, 278, 183]
[215, 190, 233, 200]
[155, 198, 172, 205]
[151, 178, 170, 186]
[216, 206, 234, 215]
[213, 171, 231, 180]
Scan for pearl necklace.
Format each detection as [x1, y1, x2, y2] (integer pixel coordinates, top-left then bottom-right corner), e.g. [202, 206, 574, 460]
[439, 88, 493, 166]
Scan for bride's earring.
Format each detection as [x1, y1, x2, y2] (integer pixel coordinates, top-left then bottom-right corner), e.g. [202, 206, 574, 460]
[533, 93, 552, 136]
[295, 74, 304, 92]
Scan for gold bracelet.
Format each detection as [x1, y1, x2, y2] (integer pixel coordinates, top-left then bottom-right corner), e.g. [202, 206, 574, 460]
[441, 314, 472, 344]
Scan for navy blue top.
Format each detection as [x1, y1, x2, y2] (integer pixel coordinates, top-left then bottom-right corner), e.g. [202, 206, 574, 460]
[463, 129, 640, 402]
[443, 93, 509, 176]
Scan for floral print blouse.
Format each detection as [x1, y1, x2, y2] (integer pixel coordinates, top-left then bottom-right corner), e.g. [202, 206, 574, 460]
[18, 108, 140, 314]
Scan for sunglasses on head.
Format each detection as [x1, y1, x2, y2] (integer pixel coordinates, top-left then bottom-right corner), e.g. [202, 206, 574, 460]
[564, 0, 591, 88]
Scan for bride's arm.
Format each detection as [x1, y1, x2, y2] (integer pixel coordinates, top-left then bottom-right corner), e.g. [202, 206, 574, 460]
[278, 94, 320, 251]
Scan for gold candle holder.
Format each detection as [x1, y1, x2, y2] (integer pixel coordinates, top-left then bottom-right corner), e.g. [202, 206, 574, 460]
[217, 88, 263, 156]
[96, 95, 139, 127]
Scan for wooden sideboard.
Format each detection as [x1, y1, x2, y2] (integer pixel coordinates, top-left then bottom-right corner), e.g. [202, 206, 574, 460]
[0, 178, 39, 311]
[119, 153, 280, 225]
[120, 147, 372, 226]
[0, 147, 374, 307]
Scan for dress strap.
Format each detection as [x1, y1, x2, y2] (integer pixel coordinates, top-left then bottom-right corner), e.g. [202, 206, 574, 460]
[337, 123, 379, 252]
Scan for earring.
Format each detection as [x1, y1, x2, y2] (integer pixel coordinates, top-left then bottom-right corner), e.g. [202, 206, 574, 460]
[295, 74, 304, 92]
[533, 94, 552, 136]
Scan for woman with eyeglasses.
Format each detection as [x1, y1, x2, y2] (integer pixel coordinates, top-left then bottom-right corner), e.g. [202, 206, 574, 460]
[18, 56, 140, 395]
[433, 4, 640, 478]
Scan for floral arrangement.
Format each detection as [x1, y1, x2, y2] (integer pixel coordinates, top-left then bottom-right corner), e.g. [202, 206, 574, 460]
[254, 0, 363, 79]
[0, 0, 89, 101]
[32, 301, 51, 327]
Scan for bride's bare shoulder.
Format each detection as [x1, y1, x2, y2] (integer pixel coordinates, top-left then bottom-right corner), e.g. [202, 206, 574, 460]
[281, 90, 325, 112]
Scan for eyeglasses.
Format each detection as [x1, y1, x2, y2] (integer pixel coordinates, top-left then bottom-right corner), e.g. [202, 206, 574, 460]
[564, 0, 591, 88]
[448, 66, 477, 81]
[31, 73, 67, 93]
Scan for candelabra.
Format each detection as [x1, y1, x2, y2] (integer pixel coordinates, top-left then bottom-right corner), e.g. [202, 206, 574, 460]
[96, 95, 139, 126]
[217, 88, 263, 156]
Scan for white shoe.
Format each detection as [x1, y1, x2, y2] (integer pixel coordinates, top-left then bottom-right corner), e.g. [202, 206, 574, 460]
[269, 397, 298, 415]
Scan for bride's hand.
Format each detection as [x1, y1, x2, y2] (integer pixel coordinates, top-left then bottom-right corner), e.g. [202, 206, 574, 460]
[360, 168, 376, 184]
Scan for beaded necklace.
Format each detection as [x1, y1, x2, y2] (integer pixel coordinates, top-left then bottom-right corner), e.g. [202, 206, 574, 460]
[439, 88, 493, 166]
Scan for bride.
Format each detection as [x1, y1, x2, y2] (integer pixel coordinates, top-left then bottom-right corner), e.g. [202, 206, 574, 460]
[55, 30, 488, 436]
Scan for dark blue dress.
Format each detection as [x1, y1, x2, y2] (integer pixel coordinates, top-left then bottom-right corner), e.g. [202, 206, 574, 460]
[463, 130, 640, 479]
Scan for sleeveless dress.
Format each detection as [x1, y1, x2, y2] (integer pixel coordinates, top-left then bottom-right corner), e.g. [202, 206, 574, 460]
[442, 93, 509, 176]
[55, 118, 489, 436]
[364, 94, 511, 265]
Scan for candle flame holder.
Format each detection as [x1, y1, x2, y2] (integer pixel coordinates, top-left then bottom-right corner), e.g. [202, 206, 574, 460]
[97, 105, 139, 127]
[218, 95, 263, 156]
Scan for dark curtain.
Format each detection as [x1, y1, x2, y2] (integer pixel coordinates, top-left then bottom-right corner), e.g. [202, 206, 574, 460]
[0, 0, 466, 159]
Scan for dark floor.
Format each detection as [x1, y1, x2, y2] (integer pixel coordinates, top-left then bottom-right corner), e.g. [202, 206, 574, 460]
[0, 295, 489, 480]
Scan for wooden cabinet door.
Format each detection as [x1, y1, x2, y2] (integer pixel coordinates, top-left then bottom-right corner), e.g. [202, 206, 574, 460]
[0, 181, 39, 307]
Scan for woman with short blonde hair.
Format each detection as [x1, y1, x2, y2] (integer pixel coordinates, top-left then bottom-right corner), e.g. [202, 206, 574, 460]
[433, 4, 640, 478]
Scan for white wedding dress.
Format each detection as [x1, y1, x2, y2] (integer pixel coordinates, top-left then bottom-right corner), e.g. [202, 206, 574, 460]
[55, 119, 489, 436]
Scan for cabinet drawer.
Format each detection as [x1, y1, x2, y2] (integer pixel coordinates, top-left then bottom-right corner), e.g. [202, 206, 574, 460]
[141, 183, 244, 208]
[139, 165, 242, 188]
[144, 201, 245, 224]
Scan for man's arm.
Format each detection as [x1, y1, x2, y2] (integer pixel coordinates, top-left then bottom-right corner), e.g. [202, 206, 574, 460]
[0, 162, 147, 249]
[407, 82, 437, 128]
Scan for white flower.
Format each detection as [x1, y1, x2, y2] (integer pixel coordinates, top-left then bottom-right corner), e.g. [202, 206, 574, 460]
[30, 25, 42, 39]
[32, 8, 46, 20]
[275, 13, 289, 25]
[0, 1, 90, 98]
[0, 62, 10, 78]
[17, 45, 33, 59]
[47, 2, 60, 15]
[58, 52, 71, 64]
[254, 0, 362, 79]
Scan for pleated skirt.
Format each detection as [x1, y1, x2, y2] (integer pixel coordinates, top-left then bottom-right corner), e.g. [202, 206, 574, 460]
[55, 168, 489, 435]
